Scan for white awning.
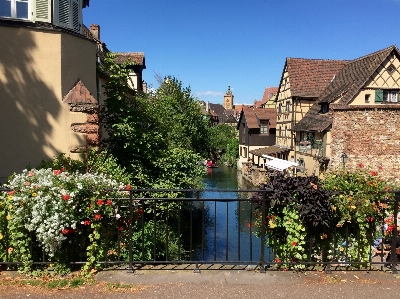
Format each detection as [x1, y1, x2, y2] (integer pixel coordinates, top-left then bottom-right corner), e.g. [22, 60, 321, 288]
[262, 155, 299, 172]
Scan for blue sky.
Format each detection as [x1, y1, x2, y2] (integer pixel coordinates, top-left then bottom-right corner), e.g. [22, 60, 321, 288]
[83, 0, 400, 105]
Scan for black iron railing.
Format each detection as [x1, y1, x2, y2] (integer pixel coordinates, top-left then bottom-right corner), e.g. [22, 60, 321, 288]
[1, 188, 400, 273]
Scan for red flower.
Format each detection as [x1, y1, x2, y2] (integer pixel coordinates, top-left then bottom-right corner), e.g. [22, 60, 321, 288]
[138, 209, 143, 214]
[370, 171, 377, 176]
[53, 170, 61, 175]
[61, 167, 65, 172]
[62, 194, 70, 201]
[83, 220, 91, 226]
[106, 200, 112, 206]
[366, 216, 374, 223]
[118, 227, 123, 231]
[61, 229, 69, 235]
[125, 185, 131, 190]
[292, 241, 297, 246]
[378, 166, 383, 171]
[97, 199, 104, 205]
[358, 163, 364, 168]
[94, 214, 102, 221]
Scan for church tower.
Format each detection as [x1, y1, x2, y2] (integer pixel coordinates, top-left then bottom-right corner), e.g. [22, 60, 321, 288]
[223, 86, 234, 110]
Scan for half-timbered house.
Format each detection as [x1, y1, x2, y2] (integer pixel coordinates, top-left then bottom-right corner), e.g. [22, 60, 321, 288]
[293, 45, 400, 184]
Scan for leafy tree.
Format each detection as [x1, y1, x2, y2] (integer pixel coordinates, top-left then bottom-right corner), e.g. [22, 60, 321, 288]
[99, 54, 207, 189]
[208, 124, 237, 157]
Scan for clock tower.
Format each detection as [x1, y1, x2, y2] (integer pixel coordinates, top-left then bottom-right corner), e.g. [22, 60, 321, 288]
[223, 86, 234, 110]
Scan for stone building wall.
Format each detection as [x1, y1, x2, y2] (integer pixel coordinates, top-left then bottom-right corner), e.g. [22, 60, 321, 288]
[331, 107, 400, 185]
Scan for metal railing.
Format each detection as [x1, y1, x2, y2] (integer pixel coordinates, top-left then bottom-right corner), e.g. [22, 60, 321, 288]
[1, 188, 400, 273]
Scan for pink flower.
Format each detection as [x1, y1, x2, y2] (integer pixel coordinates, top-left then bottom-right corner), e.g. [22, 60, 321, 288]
[53, 170, 61, 175]
[358, 163, 364, 168]
[378, 166, 383, 171]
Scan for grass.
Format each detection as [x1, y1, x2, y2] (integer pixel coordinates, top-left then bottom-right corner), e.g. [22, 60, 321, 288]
[0, 273, 142, 292]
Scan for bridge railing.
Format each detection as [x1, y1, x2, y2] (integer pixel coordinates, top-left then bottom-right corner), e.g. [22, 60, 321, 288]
[1, 188, 399, 273]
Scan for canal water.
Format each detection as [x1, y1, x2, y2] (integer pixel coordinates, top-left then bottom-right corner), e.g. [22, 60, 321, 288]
[197, 165, 270, 263]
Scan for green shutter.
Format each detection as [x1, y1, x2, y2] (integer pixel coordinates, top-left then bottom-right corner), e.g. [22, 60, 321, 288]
[375, 90, 383, 103]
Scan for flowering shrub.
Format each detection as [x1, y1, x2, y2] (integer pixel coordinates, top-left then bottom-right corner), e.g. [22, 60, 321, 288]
[254, 174, 332, 268]
[0, 168, 126, 273]
[322, 165, 393, 263]
[253, 165, 397, 269]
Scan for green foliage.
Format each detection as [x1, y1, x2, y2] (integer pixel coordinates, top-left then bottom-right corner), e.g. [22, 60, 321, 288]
[100, 54, 208, 189]
[208, 124, 237, 155]
[255, 165, 396, 268]
[38, 150, 132, 185]
[220, 137, 239, 167]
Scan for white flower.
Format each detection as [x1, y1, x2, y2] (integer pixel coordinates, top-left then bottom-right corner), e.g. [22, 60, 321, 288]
[116, 214, 121, 219]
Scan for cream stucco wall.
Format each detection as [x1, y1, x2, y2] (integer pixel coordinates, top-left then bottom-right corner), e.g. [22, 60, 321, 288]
[0, 25, 97, 183]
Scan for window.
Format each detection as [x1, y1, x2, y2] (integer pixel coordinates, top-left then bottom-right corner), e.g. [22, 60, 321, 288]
[321, 103, 329, 113]
[0, 0, 29, 19]
[0, 0, 82, 33]
[365, 94, 370, 103]
[387, 64, 395, 75]
[375, 90, 400, 103]
[285, 101, 290, 112]
[278, 103, 282, 114]
[260, 121, 268, 134]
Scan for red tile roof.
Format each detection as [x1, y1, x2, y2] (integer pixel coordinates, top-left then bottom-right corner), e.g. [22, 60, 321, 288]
[243, 106, 277, 129]
[285, 58, 348, 98]
[113, 52, 146, 67]
[260, 87, 278, 105]
[293, 45, 400, 132]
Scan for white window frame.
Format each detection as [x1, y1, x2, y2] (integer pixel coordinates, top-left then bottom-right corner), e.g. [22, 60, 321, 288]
[0, 0, 30, 19]
[260, 121, 268, 134]
[391, 91, 398, 103]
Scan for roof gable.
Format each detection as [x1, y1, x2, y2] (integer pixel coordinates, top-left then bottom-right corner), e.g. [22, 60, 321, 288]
[63, 80, 97, 104]
[319, 45, 399, 105]
[242, 107, 277, 129]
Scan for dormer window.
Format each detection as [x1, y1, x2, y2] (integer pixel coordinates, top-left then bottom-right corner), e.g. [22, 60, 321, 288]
[321, 103, 329, 114]
[387, 64, 395, 75]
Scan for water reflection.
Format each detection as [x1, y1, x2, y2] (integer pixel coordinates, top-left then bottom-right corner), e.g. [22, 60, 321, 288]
[197, 165, 270, 262]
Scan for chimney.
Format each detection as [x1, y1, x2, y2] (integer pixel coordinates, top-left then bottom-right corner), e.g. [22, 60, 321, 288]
[90, 24, 100, 40]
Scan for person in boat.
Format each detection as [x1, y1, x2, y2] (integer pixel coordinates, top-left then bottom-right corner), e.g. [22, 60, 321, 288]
[207, 159, 213, 168]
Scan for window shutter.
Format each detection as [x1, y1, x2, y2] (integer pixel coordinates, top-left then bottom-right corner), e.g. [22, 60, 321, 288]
[71, 0, 82, 33]
[374, 89, 383, 103]
[33, 0, 51, 23]
[54, 0, 71, 29]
